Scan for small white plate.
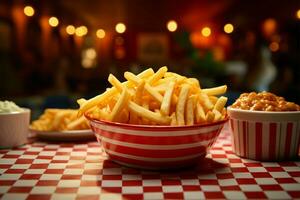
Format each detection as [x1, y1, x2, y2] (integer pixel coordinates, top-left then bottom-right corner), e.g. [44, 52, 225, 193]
[30, 129, 95, 141]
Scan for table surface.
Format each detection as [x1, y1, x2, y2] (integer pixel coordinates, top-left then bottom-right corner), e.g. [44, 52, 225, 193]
[0, 125, 300, 200]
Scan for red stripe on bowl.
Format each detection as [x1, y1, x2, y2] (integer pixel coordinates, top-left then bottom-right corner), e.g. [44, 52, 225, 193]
[269, 123, 277, 160]
[93, 128, 221, 145]
[255, 122, 263, 160]
[101, 141, 207, 158]
[242, 121, 247, 158]
[284, 123, 293, 157]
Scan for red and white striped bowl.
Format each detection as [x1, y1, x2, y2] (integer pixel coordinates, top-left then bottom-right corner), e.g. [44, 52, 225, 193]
[228, 107, 300, 161]
[86, 115, 228, 169]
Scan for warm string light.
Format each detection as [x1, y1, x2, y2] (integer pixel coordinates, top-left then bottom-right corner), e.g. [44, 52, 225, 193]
[66, 25, 75, 35]
[20, 5, 238, 38]
[21, 3, 295, 49]
[24, 6, 34, 17]
[167, 20, 178, 32]
[201, 27, 211, 37]
[96, 29, 105, 39]
[224, 23, 234, 34]
[115, 23, 126, 34]
[297, 9, 300, 19]
[75, 26, 88, 37]
[48, 17, 59, 27]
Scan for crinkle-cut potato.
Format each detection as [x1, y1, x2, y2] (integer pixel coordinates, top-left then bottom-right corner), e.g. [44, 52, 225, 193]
[30, 109, 90, 131]
[78, 66, 228, 126]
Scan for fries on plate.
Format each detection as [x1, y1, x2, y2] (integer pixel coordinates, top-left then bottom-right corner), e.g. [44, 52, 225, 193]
[30, 109, 90, 131]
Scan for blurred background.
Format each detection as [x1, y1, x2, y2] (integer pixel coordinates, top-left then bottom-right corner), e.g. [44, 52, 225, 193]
[1, 0, 300, 118]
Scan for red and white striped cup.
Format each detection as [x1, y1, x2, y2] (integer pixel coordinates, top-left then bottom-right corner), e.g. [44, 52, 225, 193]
[228, 107, 300, 161]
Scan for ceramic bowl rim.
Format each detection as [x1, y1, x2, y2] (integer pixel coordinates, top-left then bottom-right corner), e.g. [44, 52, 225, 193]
[85, 113, 229, 130]
[227, 107, 300, 115]
[0, 108, 30, 116]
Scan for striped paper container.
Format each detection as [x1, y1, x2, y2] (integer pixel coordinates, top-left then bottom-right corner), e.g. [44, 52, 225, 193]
[228, 107, 300, 161]
[86, 116, 228, 169]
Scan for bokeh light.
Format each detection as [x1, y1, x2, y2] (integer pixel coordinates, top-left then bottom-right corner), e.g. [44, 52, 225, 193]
[75, 26, 88, 37]
[224, 23, 234, 34]
[82, 48, 97, 68]
[297, 9, 300, 19]
[167, 20, 178, 32]
[262, 18, 277, 37]
[269, 42, 279, 52]
[24, 6, 35, 17]
[66, 25, 75, 35]
[96, 29, 106, 39]
[115, 23, 126, 34]
[201, 27, 211, 37]
[48, 17, 59, 27]
[86, 48, 97, 59]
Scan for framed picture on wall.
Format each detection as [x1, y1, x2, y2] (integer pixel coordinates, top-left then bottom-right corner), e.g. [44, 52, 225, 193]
[137, 33, 169, 62]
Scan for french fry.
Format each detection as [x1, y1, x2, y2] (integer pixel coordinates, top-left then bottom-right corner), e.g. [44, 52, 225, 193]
[196, 103, 206, 123]
[77, 98, 86, 107]
[116, 109, 129, 123]
[198, 92, 214, 111]
[153, 84, 169, 93]
[170, 113, 177, 126]
[31, 109, 90, 131]
[160, 81, 175, 116]
[176, 84, 190, 125]
[79, 69, 155, 116]
[147, 66, 168, 85]
[140, 100, 150, 124]
[128, 101, 171, 125]
[153, 77, 176, 86]
[125, 72, 163, 103]
[108, 74, 124, 92]
[87, 107, 109, 120]
[67, 116, 86, 130]
[137, 68, 155, 79]
[149, 101, 160, 111]
[108, 87, 129, 121]
[214, 96, 228, 112]
[78, 88, 117, 117]
[206, 111, 215, 123]
[51, 110, 74, 130]
[209, 96, 218, 105]
[201, 85, 227, 96]
[186, 95, 196, 125]
[212, 109, 222, 122]
[134, 80, 145, 105]
[124, 71, 141, 85]
[129, 112, 139, 124]
[144, 84, 163, 103]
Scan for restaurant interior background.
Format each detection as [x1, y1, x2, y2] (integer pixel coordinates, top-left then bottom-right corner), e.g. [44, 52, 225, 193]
[1, 0, 300, 119]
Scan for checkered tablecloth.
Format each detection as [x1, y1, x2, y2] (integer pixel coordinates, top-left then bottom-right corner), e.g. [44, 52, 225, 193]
[1, 125, 300, 200]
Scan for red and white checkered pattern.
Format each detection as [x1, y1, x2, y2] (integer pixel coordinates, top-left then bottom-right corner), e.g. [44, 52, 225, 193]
[1, 123, 300, 200]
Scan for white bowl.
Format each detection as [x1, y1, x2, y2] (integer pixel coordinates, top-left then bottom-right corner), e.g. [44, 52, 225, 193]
[0, 109, 30, 148]
[227, 107, 300, 161]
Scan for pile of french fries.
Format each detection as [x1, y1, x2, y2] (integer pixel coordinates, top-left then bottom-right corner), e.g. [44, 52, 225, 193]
[30, 109, 90, 131]
[78, 67, 228, 126]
